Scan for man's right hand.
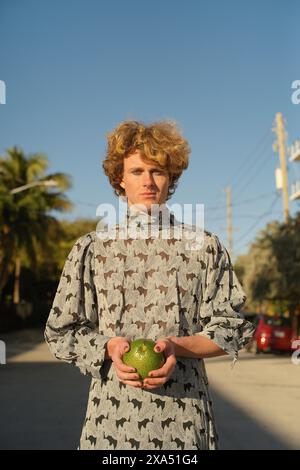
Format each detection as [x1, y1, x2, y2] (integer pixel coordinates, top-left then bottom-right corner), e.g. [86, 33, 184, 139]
[106, 337, 142, 388]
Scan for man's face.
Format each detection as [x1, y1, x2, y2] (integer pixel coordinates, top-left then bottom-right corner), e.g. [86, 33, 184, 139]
[120, 149, 170, 212]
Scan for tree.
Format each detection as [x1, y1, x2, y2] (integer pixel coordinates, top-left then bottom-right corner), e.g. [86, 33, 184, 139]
[0, 146, 73, 303]
[34, 217, 99, 281]
[239, 212, 300, 332]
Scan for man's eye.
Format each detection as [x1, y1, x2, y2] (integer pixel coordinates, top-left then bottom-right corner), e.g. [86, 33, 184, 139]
[132, 170, 164, 175]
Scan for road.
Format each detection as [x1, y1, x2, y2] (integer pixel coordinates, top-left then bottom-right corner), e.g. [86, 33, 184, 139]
[0, 329, 299, 450]
[205, 352, 300, 450]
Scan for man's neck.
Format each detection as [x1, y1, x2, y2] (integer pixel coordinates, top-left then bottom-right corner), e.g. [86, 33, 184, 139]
[127, 203, 166, 216]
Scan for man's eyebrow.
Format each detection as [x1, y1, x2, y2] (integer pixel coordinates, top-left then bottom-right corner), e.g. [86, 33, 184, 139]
[129, 166, 165, 171]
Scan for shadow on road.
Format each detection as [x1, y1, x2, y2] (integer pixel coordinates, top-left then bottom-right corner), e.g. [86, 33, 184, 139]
[0, 362, 90, 450]
[0, 360, 293, 450]
[210, 388, 292, 450]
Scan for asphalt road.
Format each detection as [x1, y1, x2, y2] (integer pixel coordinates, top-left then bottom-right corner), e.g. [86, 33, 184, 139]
[0, 328, 299, 450]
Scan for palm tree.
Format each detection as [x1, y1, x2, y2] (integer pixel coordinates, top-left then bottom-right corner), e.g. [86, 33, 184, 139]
[0, 146, 73, 303]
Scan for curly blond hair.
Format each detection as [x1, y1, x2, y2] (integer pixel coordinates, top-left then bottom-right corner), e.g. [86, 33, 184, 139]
[102, 120, 190, 200]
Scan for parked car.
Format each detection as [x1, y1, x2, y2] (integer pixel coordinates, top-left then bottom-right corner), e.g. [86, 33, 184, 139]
[270, 316, 296, 353]
[242, 313, 295, 354]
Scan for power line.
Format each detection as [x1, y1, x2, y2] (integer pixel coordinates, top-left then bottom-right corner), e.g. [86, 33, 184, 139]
[205, 210, 282, 222]
[203, 132, 273, 214]
[231, 191, 277, 207]
[234, 193, 281, 252]
[225, 129, 272, 189]
[234, 144, 270, 191]
[204, 190, 277, 211]
[72, 191, 279, 218]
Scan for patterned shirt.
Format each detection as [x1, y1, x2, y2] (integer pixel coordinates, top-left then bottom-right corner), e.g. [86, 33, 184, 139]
[44, 205, 255, 450]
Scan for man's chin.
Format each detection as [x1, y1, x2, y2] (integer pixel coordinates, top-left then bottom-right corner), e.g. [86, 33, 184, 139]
[131, 200, 161, 212]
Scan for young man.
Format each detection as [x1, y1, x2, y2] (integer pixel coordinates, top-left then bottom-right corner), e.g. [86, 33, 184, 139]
[44, 120, 255, 450]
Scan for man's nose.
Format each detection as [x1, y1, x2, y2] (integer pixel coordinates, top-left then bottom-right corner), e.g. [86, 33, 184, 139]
[142, 172, 155, 185]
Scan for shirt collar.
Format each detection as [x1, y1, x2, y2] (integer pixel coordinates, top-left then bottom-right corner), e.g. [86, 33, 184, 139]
[121, 203, 175, 230]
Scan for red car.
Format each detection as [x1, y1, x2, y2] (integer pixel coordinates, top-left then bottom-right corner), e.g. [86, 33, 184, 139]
[244, 313, 295, 354]
[270, 316, 296, 352]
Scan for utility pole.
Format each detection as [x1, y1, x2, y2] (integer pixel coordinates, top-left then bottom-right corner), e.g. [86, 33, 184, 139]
[223, 186, 239, 260]
[220, 187, 239, 260]
[272, 112, 290, 223]
[225, 186, 233, 257]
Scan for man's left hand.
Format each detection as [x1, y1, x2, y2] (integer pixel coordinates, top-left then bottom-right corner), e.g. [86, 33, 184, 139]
[142, 338, 176, 390]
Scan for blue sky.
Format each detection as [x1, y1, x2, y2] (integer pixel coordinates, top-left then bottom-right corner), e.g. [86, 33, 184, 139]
[0, 0, 299, 259]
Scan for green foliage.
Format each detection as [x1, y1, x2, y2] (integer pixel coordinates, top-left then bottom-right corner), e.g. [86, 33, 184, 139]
[0, 146, 74, 300]
[237, 212, 300, 316]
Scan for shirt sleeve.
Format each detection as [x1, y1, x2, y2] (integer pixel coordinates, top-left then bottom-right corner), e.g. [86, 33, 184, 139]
[44, 232, 111, 379]
[195, 233, 255, 365]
